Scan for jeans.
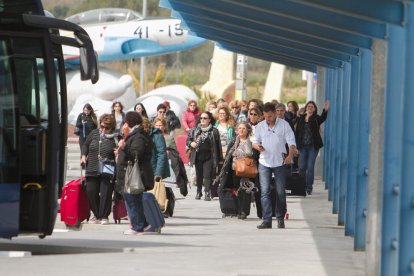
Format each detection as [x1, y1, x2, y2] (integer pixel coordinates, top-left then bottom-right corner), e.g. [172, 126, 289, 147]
[258, 163, 287, 222]
[298, 145, 319, 192]
[123, 192, 146, 232]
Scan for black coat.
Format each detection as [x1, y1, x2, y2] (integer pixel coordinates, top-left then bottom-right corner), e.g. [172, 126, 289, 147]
[186, 125, 223, 168]
[115, 127, 154, 194]
[76, 112, 97, 139]
[167, 147, 188, 197]
[295, 109, 328, 150]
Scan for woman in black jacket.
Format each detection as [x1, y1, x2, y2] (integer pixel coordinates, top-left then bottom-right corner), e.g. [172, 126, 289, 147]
[75, 103, 97, 150]
[116, 112, 154, 235]
[186, 111, 222, 201]
[80, 114, 118, 225]
[295, 100, 330, 195]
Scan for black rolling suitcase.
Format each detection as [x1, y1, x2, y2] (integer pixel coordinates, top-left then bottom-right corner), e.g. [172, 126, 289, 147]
[143, 192, 165, 233]
[164, 187, 175, 217]
[286, 168, 306, 197]
[218, 188, 238, 217]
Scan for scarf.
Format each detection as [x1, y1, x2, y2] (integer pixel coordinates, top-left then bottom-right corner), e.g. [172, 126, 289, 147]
[198, 123, 212, 144]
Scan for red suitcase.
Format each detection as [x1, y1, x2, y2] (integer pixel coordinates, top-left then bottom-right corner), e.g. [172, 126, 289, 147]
[60, 176, 90, 227]
[175, 134, 189, 164]
[113, 198, 128, 224]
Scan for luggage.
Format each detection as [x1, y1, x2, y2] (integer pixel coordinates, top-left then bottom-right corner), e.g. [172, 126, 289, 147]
[175, 134, 189, 164]
[60, 175, 90, 227]
[113, 198, 128, 224]
[218, 188, 238, 217]
[237, 189, 251, 217]
[164, 187, 175, 217]
[143, 192, 165, 233]
[285, 169, 306, 197]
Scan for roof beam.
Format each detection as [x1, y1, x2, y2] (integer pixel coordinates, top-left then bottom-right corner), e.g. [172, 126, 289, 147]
[217, 42, 318, 72]
[192, 29, 343, 68]
[219, 0, 387, 39]
[179, 14, 351, 62]
[288, 0, 404, 25]
[165, 0, 372, 49]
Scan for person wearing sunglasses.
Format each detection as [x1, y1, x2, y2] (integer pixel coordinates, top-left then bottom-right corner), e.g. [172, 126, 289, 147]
[152, 103, 167, 123]
[181, 100, 201, 135]
[80, 114, 118, 225]
[186, 111, 222, 201]
[229, 100, 247, 124]
[134, 102, 148, 119]
[247, 107, 263, 139]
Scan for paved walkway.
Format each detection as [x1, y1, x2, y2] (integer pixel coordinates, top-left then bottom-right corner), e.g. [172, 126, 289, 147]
[0, 179, 364, 276]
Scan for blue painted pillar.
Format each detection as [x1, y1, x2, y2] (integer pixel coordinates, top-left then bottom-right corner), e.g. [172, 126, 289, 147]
[328, 69, 337, 202]
[354, 49, 371, 251]
[323, 70, 331, 188]
[338, 63, 351, 226]
[381, 24, 405, 276]
[399, 4, 414, 275]
[345, 56, 361, 236]
[333, 69, 343, 214]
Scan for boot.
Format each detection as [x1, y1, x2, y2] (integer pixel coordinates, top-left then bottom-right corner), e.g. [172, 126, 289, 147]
[195, 192, 202, 200]
[204, 191, 211, 201]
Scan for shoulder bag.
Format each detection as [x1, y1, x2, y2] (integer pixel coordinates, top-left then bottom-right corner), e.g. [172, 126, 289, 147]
[97, 136, 116, 177]
[124, 153, 145, 194]
[235, 157, 258, 179]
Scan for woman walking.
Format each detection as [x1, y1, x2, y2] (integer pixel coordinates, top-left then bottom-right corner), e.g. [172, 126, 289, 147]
[214, 106, 234, 158]
[217, 122, 256, 219]
[295, 100, 330, 195]
[186, 112, 222, 201]
[116, 112, 154, 235]
[182, 100, 201, 135]
[75, 103, 97, 150]
[111, 101, 125, 135]
[80, 114, 118, 225]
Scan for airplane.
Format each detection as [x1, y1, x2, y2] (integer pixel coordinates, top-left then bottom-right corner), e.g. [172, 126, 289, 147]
[62, 8, 206, 64]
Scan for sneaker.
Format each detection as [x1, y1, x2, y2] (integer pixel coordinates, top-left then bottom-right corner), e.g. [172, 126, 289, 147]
[123, 229, 144, 235]
[101, 218, 109, 225]
[306, 190, 312, 195]
[88, 216, 100, 224]
[257, 221, 272, 229]
[144, 225, 152, 232]
[277, 219, 285, 229]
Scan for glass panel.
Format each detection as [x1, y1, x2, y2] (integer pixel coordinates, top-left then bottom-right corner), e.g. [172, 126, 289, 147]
[0, 39, 18, 183]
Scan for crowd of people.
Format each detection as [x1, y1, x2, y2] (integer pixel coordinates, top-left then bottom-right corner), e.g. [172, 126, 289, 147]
[74, 96, 329, 233]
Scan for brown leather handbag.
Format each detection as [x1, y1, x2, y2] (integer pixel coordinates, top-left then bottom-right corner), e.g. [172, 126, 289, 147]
[235, 157, 258, 178]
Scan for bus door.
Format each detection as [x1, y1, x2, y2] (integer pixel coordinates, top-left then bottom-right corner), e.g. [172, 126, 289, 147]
[0, 35, 60, 238]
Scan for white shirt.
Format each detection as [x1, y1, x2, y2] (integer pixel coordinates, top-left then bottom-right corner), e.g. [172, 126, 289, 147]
[252, 117, 296, 168]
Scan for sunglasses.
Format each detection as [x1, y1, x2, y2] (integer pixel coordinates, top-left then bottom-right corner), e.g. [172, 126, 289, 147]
[232, 106, 239, 109]
[100, 125, 111, 130]
[250, 113, 258, 116]
[200, 117, 209, 120]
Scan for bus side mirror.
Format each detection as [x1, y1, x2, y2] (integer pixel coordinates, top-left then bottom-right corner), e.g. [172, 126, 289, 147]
[80, 48, 99, 84]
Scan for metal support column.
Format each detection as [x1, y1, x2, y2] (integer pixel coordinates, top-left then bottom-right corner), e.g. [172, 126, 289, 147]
[338, 63, 351, 226]
[366, 39, 387, 274]
[381, 24, 405, 276]
[333, 69, 343, 215]
[328, 69, 337, 203]
[355, 49, 371, 251]
[323, 69, 332, 190]
[345, 56, 361, 236]
[399, 4, 414, 276]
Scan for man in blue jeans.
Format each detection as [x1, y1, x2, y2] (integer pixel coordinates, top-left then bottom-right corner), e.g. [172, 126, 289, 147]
[253, 102, 296, 229]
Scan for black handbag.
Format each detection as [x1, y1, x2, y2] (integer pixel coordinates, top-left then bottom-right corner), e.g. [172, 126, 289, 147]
[74, 126, 80, 136]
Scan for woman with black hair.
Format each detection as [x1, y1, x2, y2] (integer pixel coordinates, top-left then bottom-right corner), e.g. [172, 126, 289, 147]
[295, 100, 330, 195]
[186, 111, 222, 201]
[75, 103, 97, 150]
[134, 102, 148, 118]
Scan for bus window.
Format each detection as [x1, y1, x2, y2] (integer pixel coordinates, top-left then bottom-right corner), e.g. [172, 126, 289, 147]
[0, 39, 18, 183]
